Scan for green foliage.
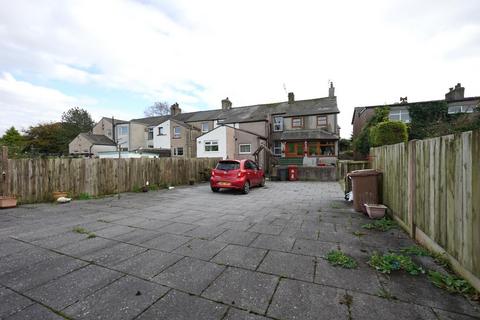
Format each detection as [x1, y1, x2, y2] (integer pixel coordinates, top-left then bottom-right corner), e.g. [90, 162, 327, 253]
[370, 121, 408, 147]
[61, 107, 95, 134]
[368, 252, 424, 275]
[352, 231, 366, 237]
[428, 271, 475, 295]
[73, 226, 96, 239]
[132, 185, 142, 193]
[408, 102, 448, 139]
[77, 193, 91, 200]
[361, 217, 396, 231]
[326, 250, 358, 269]
[339, 138, 352, 152]
[353, 106, 390, 158]
[0, 127, 25, 158]
[399, 245, 431, 256]
[24, 122, 70, 156]
[376, 288, 397, 300]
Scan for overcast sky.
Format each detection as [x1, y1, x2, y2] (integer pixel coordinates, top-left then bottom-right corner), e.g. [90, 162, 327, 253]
[1, 0, 479, 137]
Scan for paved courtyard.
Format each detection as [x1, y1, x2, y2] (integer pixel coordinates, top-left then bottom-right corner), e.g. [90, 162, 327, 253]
[0, 181, 478, 319]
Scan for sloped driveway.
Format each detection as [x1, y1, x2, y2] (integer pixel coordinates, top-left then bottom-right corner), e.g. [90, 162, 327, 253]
[0, 181, 478, 319]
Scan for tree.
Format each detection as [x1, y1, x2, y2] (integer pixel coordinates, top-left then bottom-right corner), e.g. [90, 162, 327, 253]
[408, 102, 448, 140]
[144, 101, 170, 117]
[61, 107, 95, 138]
[0, 127, 25, 157]
[370, 121, 408, 147]
[24, 122, 70, 155]
[352, 106, 389, 159]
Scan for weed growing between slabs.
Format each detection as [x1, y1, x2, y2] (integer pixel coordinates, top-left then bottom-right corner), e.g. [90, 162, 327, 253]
[326, 250, 358, 269]
[73, 226, 96, 239]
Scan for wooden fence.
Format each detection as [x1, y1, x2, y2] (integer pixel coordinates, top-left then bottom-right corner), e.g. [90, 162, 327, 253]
[370, 129, 480, 291]
[0, 153, 219, 204]
[337, 160, 370, 192]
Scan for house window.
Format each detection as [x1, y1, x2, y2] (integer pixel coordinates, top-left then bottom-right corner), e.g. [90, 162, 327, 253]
[273, 116, 283, 131]
[158, 127, 164, 135]
[118, 126, 128, 135]
[448, 105, 475, 114]
[173, 126, 181, 138]
[205, 140, 219, 152]
[291, 117, 303, 128]
[389, 109, 410, 123]
[147, 127, 153, 140]
[273, 141, 281, 156]
[239, 144, 251, 154]
[201, 122, 209, 133]
[317, 116, 327, 128]
[305, 141, 336, 157]
[174, 147, 184, 156]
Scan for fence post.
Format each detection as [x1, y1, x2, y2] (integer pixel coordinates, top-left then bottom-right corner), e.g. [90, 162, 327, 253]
[1, 146, 9, 196]
[407, 140, 417, 239]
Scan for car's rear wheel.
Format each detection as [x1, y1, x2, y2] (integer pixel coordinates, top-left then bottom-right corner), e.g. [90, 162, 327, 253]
[260, 177, 265, 187]
[211, 187, 219, 192]
[242, 181, 250, 194]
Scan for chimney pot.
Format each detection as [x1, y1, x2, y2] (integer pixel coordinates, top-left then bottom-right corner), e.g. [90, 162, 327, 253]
[329, 82, 335, 97]
[170, 103, 181, 116]
[288, 92, 295, 104]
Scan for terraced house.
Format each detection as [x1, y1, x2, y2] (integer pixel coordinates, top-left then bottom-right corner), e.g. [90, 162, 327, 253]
[69, 84, 340, 168]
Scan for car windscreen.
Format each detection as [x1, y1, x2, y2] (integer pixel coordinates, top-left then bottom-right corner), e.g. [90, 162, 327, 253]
[216, 161, 240, 171]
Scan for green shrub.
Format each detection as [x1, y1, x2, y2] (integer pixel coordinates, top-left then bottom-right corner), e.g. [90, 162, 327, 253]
[370, 121, 408, 147]
[368, 252, 424, 275]
[77, 192, 91, 200]
[326, 250, 358, 269]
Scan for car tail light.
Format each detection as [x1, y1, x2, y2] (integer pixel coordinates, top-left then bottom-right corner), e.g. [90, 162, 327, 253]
[237, 170, 246, 178]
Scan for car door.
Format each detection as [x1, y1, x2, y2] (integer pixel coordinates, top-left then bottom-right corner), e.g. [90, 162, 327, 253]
[251, 161, 261, 185]
[244, 161, 256, 185]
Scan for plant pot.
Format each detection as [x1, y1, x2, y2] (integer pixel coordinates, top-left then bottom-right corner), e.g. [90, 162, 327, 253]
[0, 196, 17, 209]
[364, 204, 387, 219]
[52, 192, 68, 201]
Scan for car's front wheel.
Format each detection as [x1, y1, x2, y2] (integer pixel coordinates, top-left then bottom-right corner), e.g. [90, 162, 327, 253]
[242, 181, 250, 194]
[211, 187, 219, 192]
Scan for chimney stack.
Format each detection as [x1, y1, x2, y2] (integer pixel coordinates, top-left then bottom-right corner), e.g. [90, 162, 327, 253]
[221, 97, 232, 110]
[170, 103, 181, 116]
[288, 92, 295, 104]
[329, 82, 335, 98]
[445, 83, 465, 101]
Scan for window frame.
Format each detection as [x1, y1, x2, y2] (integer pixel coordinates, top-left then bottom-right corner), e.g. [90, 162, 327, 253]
[158, 127, 164, 136]
[238, 144, 252, 154]
[204, 140, 219, 152]
[174, 147, 184, 156]
[273, 141, 282, 156]
[388, 109, 410, 123]
[173, 126, 181, 138]
[448, 105, 475, 114]
[273, 116, 283, 131]
[147, 127, 154, 140]
[201, 122, 209, 133]
[291, 117, 304, 128]
[316, 116, 328, 128]
[117, 126, 128, 136]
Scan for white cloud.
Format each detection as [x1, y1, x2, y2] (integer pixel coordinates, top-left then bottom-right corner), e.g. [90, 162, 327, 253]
[0, 0, 479, 137]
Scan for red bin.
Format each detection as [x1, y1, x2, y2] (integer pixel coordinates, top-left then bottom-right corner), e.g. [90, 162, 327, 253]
[288, 165, 298, 181]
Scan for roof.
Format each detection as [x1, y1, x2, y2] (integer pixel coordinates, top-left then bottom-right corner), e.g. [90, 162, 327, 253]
[102, 117, 128, 125]
[280, 129, 339, 141]
[351, 96, 480, 124]
[130, 115, 170, 126]
[80, 133, 116, 146]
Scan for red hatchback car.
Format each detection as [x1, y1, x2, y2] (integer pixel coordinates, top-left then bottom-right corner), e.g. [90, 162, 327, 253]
[210, 159, 265, 194]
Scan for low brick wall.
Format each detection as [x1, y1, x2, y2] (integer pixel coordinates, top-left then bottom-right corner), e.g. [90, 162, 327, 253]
[273, 166, 337, 181]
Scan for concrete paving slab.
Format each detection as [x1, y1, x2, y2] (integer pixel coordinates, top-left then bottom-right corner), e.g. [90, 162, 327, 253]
[215, 229, 259, 246]
[25, 265, 123, 310]
[202, 267, 279, 315]
[212, 245, 267, 270]
[113, 250, 183, 279]
[5, 303, 64, 320]
[63, 275, 169, 320]
[0, 286, 34, 318]
[153, 257, 225, 294]
[141, 233, 191, 252]
[258, 251, 315, 282]
[137, 289, 227, 320]
[224, 308, 271, 320]
[173, 239, 227, 260]
[251, 234, 295, 252]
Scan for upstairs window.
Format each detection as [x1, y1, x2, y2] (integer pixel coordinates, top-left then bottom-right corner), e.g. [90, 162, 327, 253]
[291, 117, 303, 128]
[273, 141, 281, 155]
[158, 127, 164, 135]
[389, 109, 410, 123]
[205, 140, 219, 152]
[173, 126, 181, 138]
[273, 116, 283, 131]
[317, 116, 327, 129]
[239, 144, 251, 154]
[147, 127, 153, 140]
[106, 129, 112, 137]
[448, 105, 475, 114]
[201, 122, 209, 133]
[117, 126, 128, 135]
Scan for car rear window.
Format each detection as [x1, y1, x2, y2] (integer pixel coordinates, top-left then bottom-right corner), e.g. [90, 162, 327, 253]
[216, 161, 240, 171]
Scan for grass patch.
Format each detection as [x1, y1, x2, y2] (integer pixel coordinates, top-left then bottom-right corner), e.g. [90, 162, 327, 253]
[428, 271, 475, 295]
[352, 231, 366, 237]
[368, 252, 424, 275]
[399, 245, 430, 256]
[148, 184, 159, 191]
[326, 250, 358, 269]
[73, 226, 96, 239]
[361, 217, 396, 232]
[376, 288, 398, 300]
[132, 185, 142, 193]
[77, 193, 92, 200]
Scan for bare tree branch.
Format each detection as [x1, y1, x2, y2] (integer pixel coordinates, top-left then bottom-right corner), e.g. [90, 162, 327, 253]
[144, 101, 170, 117]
